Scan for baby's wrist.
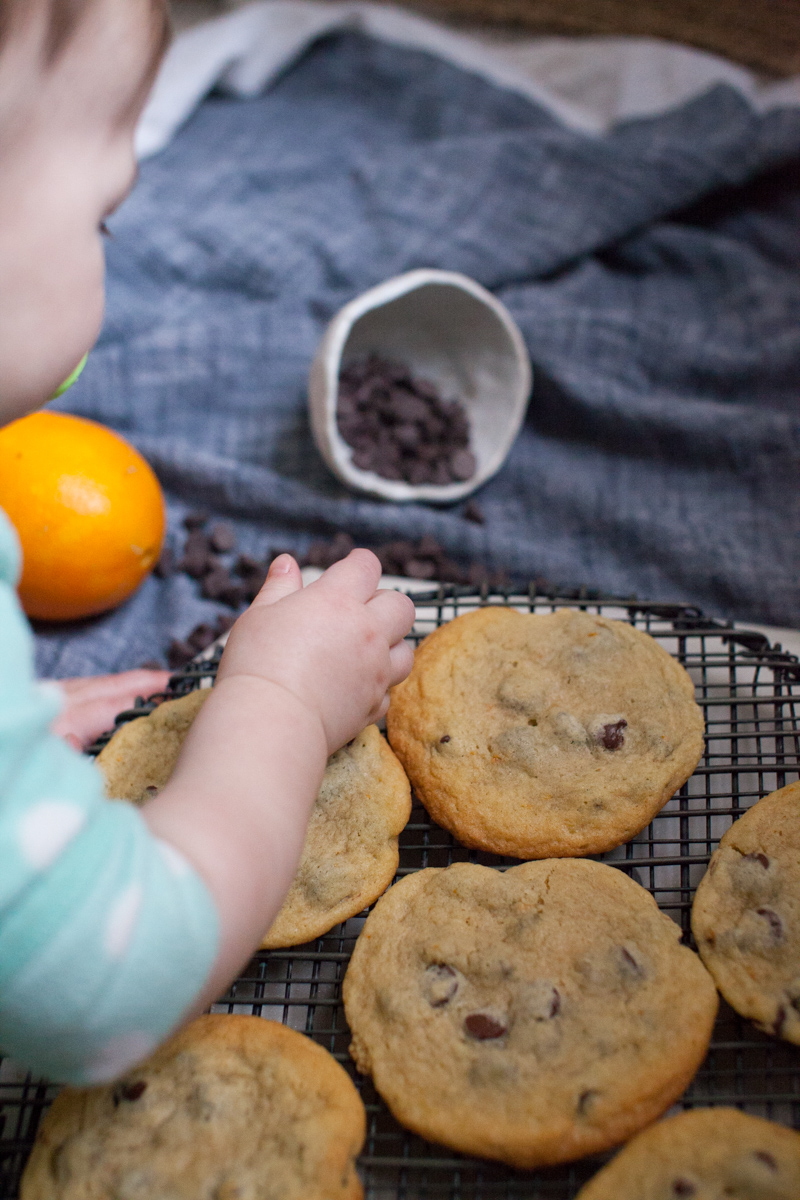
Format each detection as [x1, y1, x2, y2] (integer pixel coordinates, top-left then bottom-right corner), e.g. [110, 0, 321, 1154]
[212, 671, 328, 759]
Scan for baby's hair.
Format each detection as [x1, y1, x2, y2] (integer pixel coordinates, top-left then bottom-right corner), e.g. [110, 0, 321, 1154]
[0, 0, 170, 82]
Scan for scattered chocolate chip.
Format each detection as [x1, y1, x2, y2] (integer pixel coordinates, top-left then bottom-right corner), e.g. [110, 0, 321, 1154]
[440, 735, 451, 743]
[208, 522, 236, 553]
[406, 557, 437, 580]
[214, 613, 236, 635]
[576, 1089, 599, 1116]
[548, 988, 561, 1018]
[114, 1080, 147, 1105]
[464, 1013, 507, 1040]
[753, 1151, 778, 1171]
[774, 1004, 788, 1037]
[179, 530, 215, 578]
[183, 511, 208, 530]
[598, 719, 627, 751]
[744, 852, 771, 869]
[154, 546, 175, 579]
[756, 907, 784, 939]
[143, 785, 159, 800]
[671, 1180, 696, 1197]
[167, 639, 196, 669]
[187, 623, 217, 652]
[462, 500, 485, 524]
[450, 448, 477, 481]
[336, 354, 475, 487]
[424, 963, 459, 1007]
[235, 554, 263, 577]
[201, 569, 246, 608]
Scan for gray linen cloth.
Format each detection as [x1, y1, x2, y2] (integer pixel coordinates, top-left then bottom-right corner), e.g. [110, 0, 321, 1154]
[38, 31, 800, 675]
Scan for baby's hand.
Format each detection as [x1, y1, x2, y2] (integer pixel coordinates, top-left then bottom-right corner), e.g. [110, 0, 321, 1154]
[51, 668, 171, 750]
[217, 550, 415, 753]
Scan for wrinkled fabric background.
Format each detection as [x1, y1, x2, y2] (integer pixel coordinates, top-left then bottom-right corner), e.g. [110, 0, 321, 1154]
[38, 31, 800, 676]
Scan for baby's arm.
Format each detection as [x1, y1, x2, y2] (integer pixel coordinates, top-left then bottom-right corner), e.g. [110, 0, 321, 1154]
[0, 540, 413, 1083]
[143, 549, 415, 1012]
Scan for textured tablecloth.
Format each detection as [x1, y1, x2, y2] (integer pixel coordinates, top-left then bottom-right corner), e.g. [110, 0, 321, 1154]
[37, 27, 800, 675]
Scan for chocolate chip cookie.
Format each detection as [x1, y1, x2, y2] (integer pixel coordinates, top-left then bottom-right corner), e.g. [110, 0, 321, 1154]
[387, 607, 704, 858]
[97, 692, 411, 947]
[343, 859, 718, 1168]
[575, 1107, 800, 1199]
[21, 1014, 365, 1200]
[691, 780, 800, 1043]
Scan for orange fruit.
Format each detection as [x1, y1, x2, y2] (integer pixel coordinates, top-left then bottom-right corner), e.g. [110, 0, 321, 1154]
[0, 411, 165, 621]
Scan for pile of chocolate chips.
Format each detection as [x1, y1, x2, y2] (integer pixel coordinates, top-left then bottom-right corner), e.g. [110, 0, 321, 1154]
[336, 355, 477, 486]
[157, 507, 517, 670]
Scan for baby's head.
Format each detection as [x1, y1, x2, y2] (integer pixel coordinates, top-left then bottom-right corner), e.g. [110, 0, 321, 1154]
[0, 0, 169, 422]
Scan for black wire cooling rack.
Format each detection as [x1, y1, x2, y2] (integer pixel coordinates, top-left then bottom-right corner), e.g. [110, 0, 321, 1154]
[2, 587, 800, 1199]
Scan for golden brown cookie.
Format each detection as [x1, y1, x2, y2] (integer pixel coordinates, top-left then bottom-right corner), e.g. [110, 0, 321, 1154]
[96, 688, 209, 804]
[387, 606, 705, 858]
[343, 859, 718, 1169]
[20, 1014, 365, 1200]
[262, 724, 411, 948]
[691, 780, 800, 1043]
[574, 1107, 800, 1200]
[96, 692, 411, 947]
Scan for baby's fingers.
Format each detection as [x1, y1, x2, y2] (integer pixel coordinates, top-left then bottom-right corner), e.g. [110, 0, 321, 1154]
[252, 554, 303, 607]
[317, 548, 382, 602]
[388, 638, 415, 687]
[366, 588, 416, 646]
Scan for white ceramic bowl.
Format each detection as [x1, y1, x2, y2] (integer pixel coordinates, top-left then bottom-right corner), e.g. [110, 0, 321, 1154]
[308, 269, 532, 503]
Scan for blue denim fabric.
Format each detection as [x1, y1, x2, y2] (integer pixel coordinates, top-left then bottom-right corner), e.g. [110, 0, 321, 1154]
[39, 31, 800, 675]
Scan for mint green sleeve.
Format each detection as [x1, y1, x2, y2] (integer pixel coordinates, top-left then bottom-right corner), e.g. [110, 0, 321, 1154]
[0, 510, 220, 1084]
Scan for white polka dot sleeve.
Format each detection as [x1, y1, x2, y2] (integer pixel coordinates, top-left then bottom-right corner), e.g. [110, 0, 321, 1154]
[0, 511, 219, 1084]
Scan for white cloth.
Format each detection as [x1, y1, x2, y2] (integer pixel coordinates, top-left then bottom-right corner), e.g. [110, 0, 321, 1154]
[137, 0, 800, 158]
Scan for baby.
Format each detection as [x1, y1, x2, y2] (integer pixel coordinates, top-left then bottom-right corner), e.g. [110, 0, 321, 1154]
[0, 0, 415, 1084]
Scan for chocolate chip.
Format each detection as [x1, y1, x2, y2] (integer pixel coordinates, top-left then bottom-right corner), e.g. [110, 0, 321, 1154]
[336, 354, 475, 487]
[235, 554, 263, 578]
[576, 1089, 599, 1116]
[424, 963, 459, 1007]
[167, 639, 196, 669]
[201, 566, 234, 601]
[183, 511, 208, 530]
[209, 522, 236, 553]
[143, 785, 159, 800]
[756, 907, 784, 939]
[113, 1080, 147, 1106]
[464, 1013, 507, 1040]
[187, 623, 217, 652]
[774, 1004, 788, 1037]
[744, 852, 771, 869]
[406, 558, 437, 580]
[440, 735, 451, 743]
[671, 1180, 696, 1197]
[330, 531, 355, 561]
[754, 1151, 778, 1171]
[450, 449, 476, 481]
[154, 546, 175, 579]
[548, 988, 561, 1018]
[463, 500, 485, 524]
[598, 719, 627, 751]
[179, 530, 215, 579]
[200, 569, 245, 609]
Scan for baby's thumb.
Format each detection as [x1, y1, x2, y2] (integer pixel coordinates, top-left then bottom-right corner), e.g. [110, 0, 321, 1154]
[253, 553, 303, 606]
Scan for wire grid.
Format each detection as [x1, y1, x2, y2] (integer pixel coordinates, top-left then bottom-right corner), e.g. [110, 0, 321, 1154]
[2, 587, 800, 1200]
